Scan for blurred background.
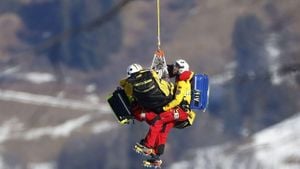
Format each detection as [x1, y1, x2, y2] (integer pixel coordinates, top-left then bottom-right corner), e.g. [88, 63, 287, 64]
[0, 0, 299, 169]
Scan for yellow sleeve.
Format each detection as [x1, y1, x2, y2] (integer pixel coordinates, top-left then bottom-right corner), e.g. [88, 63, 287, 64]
[151, 71, 174, 97]
[119, 78, 133, 97]
[119, 78, 127, 87]
[163, 80, 187, 111]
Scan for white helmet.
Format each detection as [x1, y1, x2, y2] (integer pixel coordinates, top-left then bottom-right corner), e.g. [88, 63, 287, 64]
[175, 59, 189, 74]
[127, 63, 143, 77]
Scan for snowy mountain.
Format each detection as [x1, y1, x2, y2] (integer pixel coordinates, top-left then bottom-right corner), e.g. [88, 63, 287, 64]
[0, 0, 299, 169]
[169, 113, 300, 169]
[0, 69, 118, 169]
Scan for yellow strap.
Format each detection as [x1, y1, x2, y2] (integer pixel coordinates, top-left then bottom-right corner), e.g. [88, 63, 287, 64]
[156, 0, 161, 50]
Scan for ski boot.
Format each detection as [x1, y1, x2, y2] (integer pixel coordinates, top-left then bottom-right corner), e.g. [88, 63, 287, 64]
[143, 155, 162, 168]
[134, 142, 156, 157]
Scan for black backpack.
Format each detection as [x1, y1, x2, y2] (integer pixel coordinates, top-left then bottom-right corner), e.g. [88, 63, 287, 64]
[128, 70, 173, 110]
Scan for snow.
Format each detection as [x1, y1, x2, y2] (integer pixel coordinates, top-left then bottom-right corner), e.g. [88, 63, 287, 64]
[210, 62, 235, 85]
[21, 72, 56, 84]
[27, 162, 56, 169]
[210, 70, 234, 85]
[85, 94, 100, 104]
[168, 113, 300, 169]
[0, 156, 56, 169]
[266, 33, 282, 85]
[253, 113, 300, 169]
[85, 84, 97, 93]
[0, 118, 24, 143]
[0, 89, 109, 112]
[0, 156, 5, 169]
[0, 66, 20, 76]
[0, 68, 55, 84]
[0, 114, 117, 142]
[91, 121, 117, 134]
[169, 161, 190, 169]
[24, 115, 92, 140]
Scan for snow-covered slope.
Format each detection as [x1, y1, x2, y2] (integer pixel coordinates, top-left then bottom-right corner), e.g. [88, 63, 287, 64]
[0, 69, 118, 169]
[253, 113, 300, 169]
[169, 113, 300, 169]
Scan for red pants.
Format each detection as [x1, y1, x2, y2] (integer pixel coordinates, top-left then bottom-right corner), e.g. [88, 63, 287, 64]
[133, 106, 188, 155]
[131, 105, 157, 123]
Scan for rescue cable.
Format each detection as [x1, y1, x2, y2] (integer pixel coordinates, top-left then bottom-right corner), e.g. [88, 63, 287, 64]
[150, 0, 169, 79]
[156, 0, 161, 50]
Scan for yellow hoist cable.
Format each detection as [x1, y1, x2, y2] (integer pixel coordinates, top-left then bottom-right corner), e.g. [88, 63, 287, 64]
[156, 0, 161, 50]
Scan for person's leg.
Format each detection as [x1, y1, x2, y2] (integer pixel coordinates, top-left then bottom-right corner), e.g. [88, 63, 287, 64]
[153, 108, 189, 155]
[132, 105, 160, 122]
[155, 122, 175, 156]
[143, 119, 163, 148]
[134, 114, 163, 156]
[145, 111, 159, 124]
[132, 108, 161, 156]
[135, 108, 188, 156]
[159, 108, 188, 123]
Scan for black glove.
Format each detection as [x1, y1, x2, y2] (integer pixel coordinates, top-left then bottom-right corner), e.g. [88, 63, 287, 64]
[167, 64, 176, 78]
[180, 100, 190, 112]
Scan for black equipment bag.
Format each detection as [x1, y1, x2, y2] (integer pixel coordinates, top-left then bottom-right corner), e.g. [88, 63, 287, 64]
[128, 70, 172, 110]
[107, 89, 132, 124]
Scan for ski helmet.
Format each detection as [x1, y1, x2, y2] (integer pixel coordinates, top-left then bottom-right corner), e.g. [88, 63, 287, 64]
[175, 59, 189, 74]
[127, 63, 143, 77]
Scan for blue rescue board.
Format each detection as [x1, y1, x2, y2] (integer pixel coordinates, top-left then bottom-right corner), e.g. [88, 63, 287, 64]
[190, 73, 209, 111]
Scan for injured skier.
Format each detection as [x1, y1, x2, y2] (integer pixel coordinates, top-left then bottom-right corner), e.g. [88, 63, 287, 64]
[119, 59, 196, 168]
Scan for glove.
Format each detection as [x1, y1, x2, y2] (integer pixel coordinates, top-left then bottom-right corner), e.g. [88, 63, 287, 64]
[167, 64, 176, 78]
[120, 118, 130, 125]
[180, 100, 190, 112]
[120, 115, 135, 125]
